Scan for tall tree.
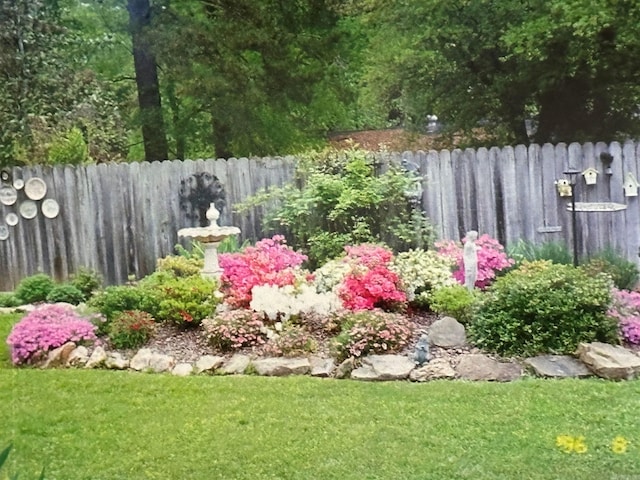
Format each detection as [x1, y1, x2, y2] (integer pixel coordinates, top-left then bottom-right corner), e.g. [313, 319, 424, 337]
[127, 0, 168, 161]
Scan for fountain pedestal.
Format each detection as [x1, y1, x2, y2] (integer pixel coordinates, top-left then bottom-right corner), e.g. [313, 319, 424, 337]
[177, 203, 241, 280]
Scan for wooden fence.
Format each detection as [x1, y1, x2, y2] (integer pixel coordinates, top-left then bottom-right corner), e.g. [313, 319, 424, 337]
[1, 141, 639, 291]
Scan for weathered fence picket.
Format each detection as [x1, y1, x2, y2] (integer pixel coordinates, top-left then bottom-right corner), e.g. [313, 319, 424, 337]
[1, 141, 639, 291]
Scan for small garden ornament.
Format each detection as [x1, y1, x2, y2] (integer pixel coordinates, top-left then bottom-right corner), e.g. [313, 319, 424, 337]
[413, 333, 430, 366]
[463, 230, 479, 291]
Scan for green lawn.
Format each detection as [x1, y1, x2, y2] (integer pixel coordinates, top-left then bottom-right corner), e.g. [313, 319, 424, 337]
[2, 315, 640, 480]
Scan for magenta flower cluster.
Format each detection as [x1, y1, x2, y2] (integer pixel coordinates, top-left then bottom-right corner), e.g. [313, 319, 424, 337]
[608, 288, 640, 345]
[337, 244, 407, 310]
[436, 234, 514, 289]
[219, 235, 308, 308]
[6, 304, 97, 365]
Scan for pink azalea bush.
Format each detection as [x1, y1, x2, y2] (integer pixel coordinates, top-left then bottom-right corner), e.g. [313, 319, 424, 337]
[607, 288, 640, 345]
[436, 234, 514, 289]
[336, 244, 407, 311]
[332, 310, 415, 360]
[6, 304, 97, 365]
[201, 309, 267, 351]
[219, 235, 308, 308]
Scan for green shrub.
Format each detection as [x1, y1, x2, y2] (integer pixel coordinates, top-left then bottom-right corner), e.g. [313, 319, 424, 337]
[0, 292, 20, 307]
[45, 283, 85, 305]
[263, 324, 318, 357]
[47, 126, 89, 165]
[430, 285, 478, 324]
[201, 309, 267, 351]
[108, 310, 156, 349]
[469, 261, 618, 356]
[332, 310, 415, 361]
[507, 240, 573, 266]
[87, 285, 157, 334]
[156, 255, 203, 277]
[15, 274, 55, 304]
[582, 248, 639, 291]
[139, 273, 219, 327]
[70, 267, 103, 301]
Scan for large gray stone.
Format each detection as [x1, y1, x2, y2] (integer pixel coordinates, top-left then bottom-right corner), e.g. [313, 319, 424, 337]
[193, 355, 224, 374]
[456, 354, 522, 382]
[252, 357, 311, 376]
[220, 354, 251, 374]
[428, 316, 466, 348]
[148, 352, 176, 373]
[351, 355, 415, 381]
[85, 346, 107, 369]
[524, 355, 592, 378]
[409, 358, 456, 382]
[105, 352, 129, 370]
[129, 348, 153, 371]
[309, 357, 335, 377]
[67, 345, 89, 367]
[42, 342, 76, 368]
[172, 363, 194, 377]
[577, 342, 640, 380]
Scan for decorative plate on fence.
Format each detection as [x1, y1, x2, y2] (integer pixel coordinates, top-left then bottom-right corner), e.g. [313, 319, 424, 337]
[24, 177, 47, 200]
[0, 225, 8, 240]
[5, 213, 18, 226]
[41, 199, 60, 219]
[19, 200, 38, 219]
[0, 185, 17, 205]
[13, 179, 24, 190]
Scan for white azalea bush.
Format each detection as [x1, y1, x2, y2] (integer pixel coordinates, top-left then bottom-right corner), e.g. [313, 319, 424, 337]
[390, 249, 457, 306]
[313, 258, 351, 293]
[250, 283, 342, 321]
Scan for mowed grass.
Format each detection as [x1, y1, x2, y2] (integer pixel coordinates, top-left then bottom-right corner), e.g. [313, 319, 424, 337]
[2, 315, 640, 480]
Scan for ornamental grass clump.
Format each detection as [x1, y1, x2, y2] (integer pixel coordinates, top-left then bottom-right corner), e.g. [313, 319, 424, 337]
[332, 310, 415, 361]
[607, 288, 640, 346]
[201, 309, 267, 351]
[219, 235, 308, 308]
[6, 304, 97, 365]
[470, 261, 618, 356]
[436, 234, 514, 289]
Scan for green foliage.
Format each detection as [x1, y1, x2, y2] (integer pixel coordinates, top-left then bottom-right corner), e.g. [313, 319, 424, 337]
[69, 267, 103, 301]
[240, 148, 434, 268]
[174, 242, 205, 260]
[470, 261, 618, 356]
[582, 248, 639, 291]
[217, 236, 252, 254]
[430, 285, 479, 325]
[87, 285, 156, 334]
[263, 323, 318, 357]
[507, 240, 573, 266]
[139, 273, 219, 327]
[45, 284, 85, 305]
[108, 310, 156, 350]
[46, 127, 89, 165]
[156, 255, 203, 278]
[0, 443, 45, 480]
[0, 293, 20, 308]
[15, 274, 55, 304]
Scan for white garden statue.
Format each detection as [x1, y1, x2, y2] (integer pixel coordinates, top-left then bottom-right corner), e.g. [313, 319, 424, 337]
[463, 230, 479, 291]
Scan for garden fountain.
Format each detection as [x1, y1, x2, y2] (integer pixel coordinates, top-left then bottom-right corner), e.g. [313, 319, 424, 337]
[177, 203, 240, 280]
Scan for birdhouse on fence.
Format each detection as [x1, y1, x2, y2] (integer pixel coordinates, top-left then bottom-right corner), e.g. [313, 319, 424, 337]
[623, 172, 639, 197]
[582, 167, 599, 185]
[555, 179, 572, 197]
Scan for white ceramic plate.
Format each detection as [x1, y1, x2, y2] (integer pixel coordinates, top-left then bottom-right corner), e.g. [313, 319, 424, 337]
[42, 198, 60, 219]
[19, 200, 38, 219]
[5, 213, 18, 226]
[13, 179, 24, 190]
[0, 185, 17, 205]
[0, 225, 8, 240]
[24, 177, 47, 200]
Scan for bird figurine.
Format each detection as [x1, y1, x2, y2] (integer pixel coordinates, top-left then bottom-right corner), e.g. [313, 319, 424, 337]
[413, 334, 430, 366]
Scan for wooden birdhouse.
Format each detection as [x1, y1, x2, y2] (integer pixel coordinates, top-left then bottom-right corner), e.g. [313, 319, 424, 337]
[582, 167, 599, 185]
[624, 172, 639, 197]
[555, 179, 572, 197]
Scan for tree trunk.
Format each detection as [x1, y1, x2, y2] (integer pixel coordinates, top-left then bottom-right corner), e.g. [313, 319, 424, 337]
[127, 0, 168, 162]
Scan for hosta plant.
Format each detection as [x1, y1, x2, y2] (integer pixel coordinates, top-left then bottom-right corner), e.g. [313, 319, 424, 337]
[436, 234, 514, 289]
[201, 309, 267, 352]
[332, 310, 415, 361]
[108, 310, 156, 349]
[6, 304, 97, 365]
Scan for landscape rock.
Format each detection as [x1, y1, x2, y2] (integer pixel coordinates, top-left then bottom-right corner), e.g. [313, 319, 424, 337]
[456, 354, 522, 382]
[333, 357, 355, 379]
[193, 355, 224, 374]
[410, 358, 456, 381]
[220, 354, 251, 375]
[252, 357, 311, 376]
[43, 342, 76, 368]
[309, 357, 335, 377]
[524, 355, 592, 378]
[172, 363, 194, 377]
[351, 355, 415, 381]
[428, 316, 467, 348]
[85, 346, 107, 369]
[577, 342, 640, 380]
[148, 352, 176, 373]
[105, 352, 129, 370]
[67, 346, 89, 367]
[130, 348, 154, 371]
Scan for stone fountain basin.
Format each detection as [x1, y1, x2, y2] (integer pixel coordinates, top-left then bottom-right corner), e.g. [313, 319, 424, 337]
[177, 226, 241, 243]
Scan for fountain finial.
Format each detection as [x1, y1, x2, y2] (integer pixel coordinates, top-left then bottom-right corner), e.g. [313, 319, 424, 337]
[206, 203, 220, 227]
